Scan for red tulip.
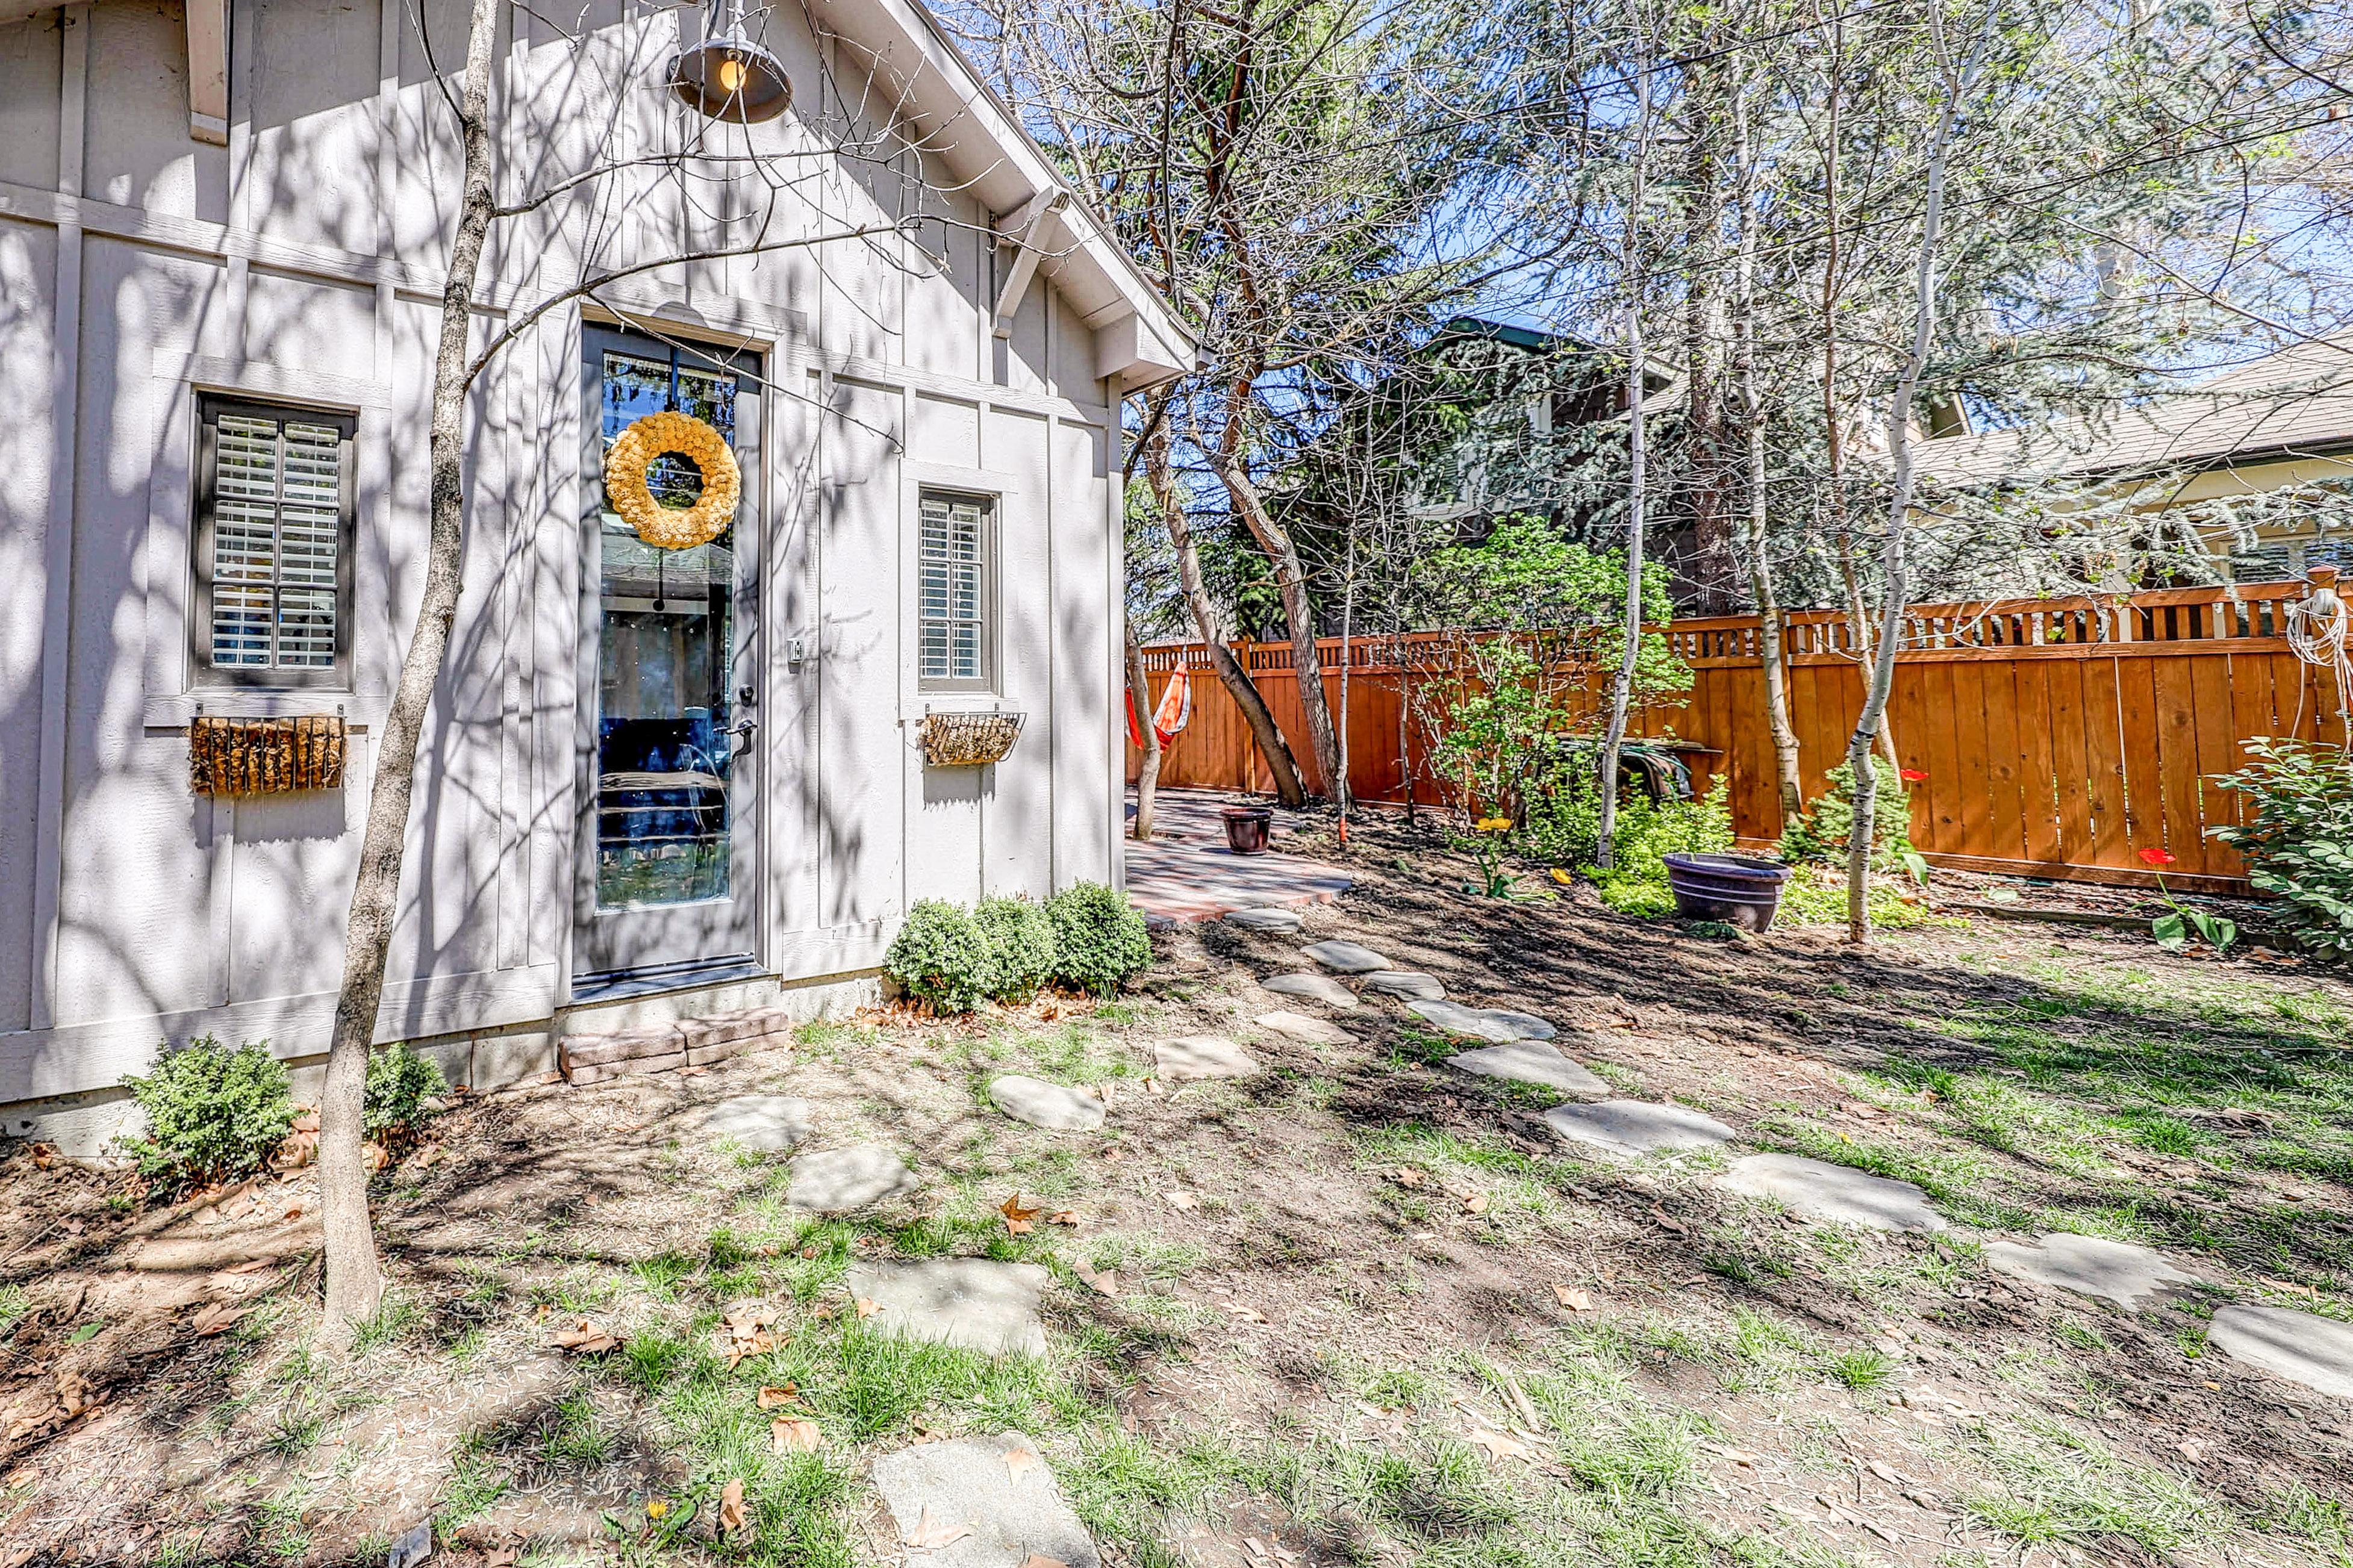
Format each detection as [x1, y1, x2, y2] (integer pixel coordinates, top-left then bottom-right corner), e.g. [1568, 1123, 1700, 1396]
[1899, 768, 1928, 783]
[2137, 846, 2176, 866]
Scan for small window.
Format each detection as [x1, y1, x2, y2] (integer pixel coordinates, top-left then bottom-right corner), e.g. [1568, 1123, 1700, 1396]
[918, 490, 993, 689]
[191, 396, 357, 687]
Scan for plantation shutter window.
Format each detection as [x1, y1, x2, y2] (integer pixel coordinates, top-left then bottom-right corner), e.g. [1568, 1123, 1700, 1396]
[918, 490, 993, 689]
[193, 397, 357, 688]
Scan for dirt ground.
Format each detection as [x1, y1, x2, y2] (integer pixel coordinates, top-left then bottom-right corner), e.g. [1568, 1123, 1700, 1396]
[2, 807, 2350, 1568]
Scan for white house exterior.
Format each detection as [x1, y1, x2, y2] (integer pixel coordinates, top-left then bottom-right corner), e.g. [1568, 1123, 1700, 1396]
[0, 0, 1192, 1146]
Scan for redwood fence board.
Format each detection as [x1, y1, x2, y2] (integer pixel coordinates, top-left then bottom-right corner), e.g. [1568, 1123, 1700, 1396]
[1130, 580, 2349, 891]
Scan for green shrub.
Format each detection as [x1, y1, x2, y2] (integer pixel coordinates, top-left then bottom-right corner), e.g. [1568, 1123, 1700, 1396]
[119, 1036, 295, 1190]
[976, 895, 1057, 1002]
[365, 1043, 447, 1140]
[1778, 757, 1914, 867]
[1526, 771, 1733, 885]
[1046, 882, 1153, 997]
[2210, 737, 2353, 955]
[884, 899, 994, 1013]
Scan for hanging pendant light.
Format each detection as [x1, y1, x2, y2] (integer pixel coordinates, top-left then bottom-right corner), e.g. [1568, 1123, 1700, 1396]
[669, 0, 793, 124]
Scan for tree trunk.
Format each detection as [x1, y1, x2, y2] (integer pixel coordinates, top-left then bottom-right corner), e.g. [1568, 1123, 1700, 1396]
[1680, 58, 1733, 614]
[1731, 79, 1801, 826]
[1149, 423, 1306, 805]
[1126, 625, 1162, 840]
[1845, 4, 1983, 943]
[1597, 49, 1652, 873]
[318, 0, 500, 1342]
[1218, 456, 1348, 813]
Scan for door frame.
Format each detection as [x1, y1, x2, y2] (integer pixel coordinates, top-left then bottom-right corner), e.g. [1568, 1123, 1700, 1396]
[569, 321, 768, 992]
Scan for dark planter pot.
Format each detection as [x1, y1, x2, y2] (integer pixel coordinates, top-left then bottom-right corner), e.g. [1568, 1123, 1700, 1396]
[1662, 853, 1793, 932]
[1221, 806, 1274, 855]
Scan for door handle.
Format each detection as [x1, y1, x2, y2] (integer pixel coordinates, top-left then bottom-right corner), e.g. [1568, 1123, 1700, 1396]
[727, 719, 759, 741]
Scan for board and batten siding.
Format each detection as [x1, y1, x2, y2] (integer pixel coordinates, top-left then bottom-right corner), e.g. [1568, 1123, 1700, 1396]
[0, 0, 1139, 1134]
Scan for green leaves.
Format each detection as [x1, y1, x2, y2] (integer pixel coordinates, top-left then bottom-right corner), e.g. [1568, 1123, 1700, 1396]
[2210, 738, 2353, 954]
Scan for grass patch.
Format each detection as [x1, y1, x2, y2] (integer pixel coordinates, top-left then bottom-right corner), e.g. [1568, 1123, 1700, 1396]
[1960, 1416, 2224, 1557]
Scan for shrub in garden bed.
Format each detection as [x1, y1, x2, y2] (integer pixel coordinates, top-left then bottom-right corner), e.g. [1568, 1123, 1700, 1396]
[119, 1035, 296, 1191]
[1047, 882, 1153, 997]
[884, 900, 997, 1013]
[2211, 736, 2353, 956]
[977, 895, 1057, 1002]
[366, 1042, 447, 1143]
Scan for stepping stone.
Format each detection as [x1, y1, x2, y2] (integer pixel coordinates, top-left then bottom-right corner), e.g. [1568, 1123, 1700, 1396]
[697, 1095, 814, 1153]
[988, 1075, 1106, 1133]
[1719, 1153, 1946, 1233]
[1259, 972, 1357, 1008]
[1408, 998, 1556, 1043]
[787, 1145, 917, 1212]
[1300, 939, 1391, 974]
[846, 1259, 1050, 1357]
[1447, 1042, 1609, 1098]
[2208, 1304, 2353, 1399]
[1544, 1100, 1736, 1159]
[1362, 969, 1445, 1001]
[1155, 1036, 1264, 1080]
[871, 1429, 1100, 1568]
[1224, 906, 1304, 933]
[1254, 1011, 1351, 1046]
[1986, 1234, 2199, 1310]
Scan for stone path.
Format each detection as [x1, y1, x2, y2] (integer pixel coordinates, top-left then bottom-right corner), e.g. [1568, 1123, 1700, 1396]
[1409, 998, 1557, 1043]
[1719, 1153, 1946, 1233]
[1985, 1234, 2199, 1309]
[1223, 906, 1304, 933]
[1155, 1036, 1264, 1080]
[2207, 1304, 2353, 1399]
[697, 1095, 814, 1153]
[870, 1430, 1100, 1568]
[1362, 969, 1445, 1000]
[1544, 1100, 1736, 1159]
[1301, 939, 1391, 974]
[846, 1259, 1051, 1357]
[1447, 1042, 1609, 1098]
[988, 1075, 1106, 1132]
[787, 1145, 917, 1213]
[1259, 972, 1357, 1008]
[1254, 1011, 1353, 1047]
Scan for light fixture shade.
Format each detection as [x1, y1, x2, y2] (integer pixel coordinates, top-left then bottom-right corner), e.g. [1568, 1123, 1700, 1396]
[669, 34, 793, 123]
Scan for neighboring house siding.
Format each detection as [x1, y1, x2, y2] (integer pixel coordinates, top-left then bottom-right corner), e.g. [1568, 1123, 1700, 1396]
[0, 0, 1136, 1125]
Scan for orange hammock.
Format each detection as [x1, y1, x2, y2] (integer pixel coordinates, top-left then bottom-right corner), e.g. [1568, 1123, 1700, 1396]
[1126, 662, 1194, 751]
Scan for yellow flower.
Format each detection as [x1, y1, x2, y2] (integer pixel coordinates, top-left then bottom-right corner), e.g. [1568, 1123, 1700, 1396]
[1475, 816, 1513, 833]
[1550, 868, 1573, 885]
[647, 1499, 671, 1520]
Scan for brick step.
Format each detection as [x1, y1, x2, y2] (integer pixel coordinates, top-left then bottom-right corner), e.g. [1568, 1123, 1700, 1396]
[559, 1006, 796, 1085]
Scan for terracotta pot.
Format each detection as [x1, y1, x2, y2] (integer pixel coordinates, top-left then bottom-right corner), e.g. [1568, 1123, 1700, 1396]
[1221, 806, 1273, 855]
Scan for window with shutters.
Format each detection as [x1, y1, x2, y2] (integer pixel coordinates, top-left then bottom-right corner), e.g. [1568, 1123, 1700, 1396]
[917, 490, 994, 690]
[190, 397, 357, 688]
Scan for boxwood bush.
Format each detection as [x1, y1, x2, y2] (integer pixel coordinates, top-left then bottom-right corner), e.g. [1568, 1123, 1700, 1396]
[977, 895, 1057, 1003]
[884, 899, 996, 1013]
[119, 1035, 296, 1190]
[365, 1042, 447, 1141]
[1047, 882, 1153, 997]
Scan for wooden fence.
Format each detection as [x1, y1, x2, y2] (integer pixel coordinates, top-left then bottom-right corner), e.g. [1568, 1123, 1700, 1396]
[1127, 578, 2351, 892]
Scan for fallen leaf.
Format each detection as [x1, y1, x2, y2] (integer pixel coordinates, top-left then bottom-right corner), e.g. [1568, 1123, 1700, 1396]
[1004, 1446, 1042, 1482]
[361, 1142, 388, 1174]
[1839, 1101, 1884, 1119]
[549, 1319, 619, 1354]
[771, 1417, 822, 1452]
[225, 1256, 278, 1275]
[756, 1384, 802, 1410]
[1553, 1285, 1594, 1311]
[1165, 1190, 1199, 1211]
[1001, 1193, 1042, 1236]
[1462, 1193, 1490, 1215]
[1393, 1168, 1425, 1188]
[902, 1506, 973, 1550]
[282, 1206, 303, 1221]
[717, 1478, 746, 1537]
[484, 1546, 520, 1568]
[1469, 1428, 1532, 1461]
[1074, 1265, 1120, 1296]
[189, 1300, 248, 1337]
[855, 1297, 882, 1320]
[1651, 1206, 1688, 1236]
[1221, 1301, 1268, 1323]
[2177, 1438, 2206, 1461]
[1045, 1209, 1079, 1227]
[1866, 1459, 1904, 1484]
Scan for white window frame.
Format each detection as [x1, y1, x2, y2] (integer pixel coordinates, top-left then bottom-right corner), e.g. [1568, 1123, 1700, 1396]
[188, 394, 358, 689]
[914, 486, 998, 694]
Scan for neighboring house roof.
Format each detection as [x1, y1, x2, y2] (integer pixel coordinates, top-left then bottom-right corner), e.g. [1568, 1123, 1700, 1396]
[1915, 337, 2353, 491]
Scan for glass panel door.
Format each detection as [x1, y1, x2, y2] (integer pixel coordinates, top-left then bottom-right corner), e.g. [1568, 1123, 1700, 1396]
[577, 327, 761, 978]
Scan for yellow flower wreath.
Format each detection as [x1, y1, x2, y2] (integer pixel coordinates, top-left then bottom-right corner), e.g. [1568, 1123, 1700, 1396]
[602, 410, 741, 550]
